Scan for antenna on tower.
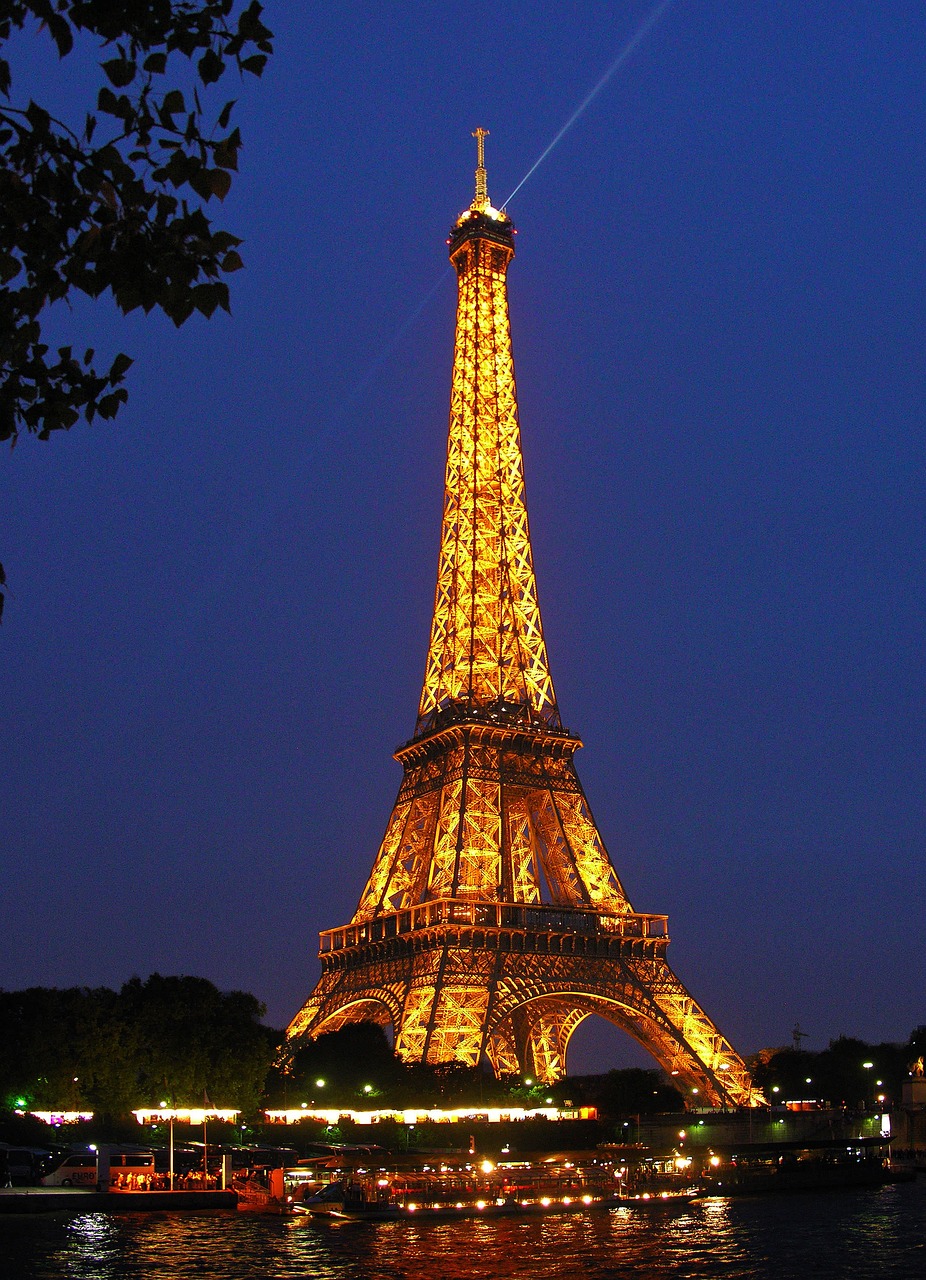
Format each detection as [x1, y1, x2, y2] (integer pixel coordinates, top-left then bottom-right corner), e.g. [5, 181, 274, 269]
[792, 1023, 809, 1051]
[472, 127, 489, 206]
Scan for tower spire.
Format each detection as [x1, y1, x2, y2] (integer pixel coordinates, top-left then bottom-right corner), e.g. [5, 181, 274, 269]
[473, 126, 489, 208]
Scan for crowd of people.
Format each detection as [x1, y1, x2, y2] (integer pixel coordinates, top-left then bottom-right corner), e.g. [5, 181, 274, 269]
[109, 1169, 223, 1191]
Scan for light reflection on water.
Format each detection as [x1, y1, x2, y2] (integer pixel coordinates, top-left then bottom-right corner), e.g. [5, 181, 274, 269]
[1, 1181, 924, 1280]
[50, 1214, 122, 1280]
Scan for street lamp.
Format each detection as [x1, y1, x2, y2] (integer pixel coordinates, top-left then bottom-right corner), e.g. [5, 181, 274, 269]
[863, 1062, 874, 1108]
[159, 1103, 174, 1190]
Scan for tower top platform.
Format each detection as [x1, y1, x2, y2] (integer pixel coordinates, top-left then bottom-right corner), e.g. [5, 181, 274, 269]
[450, 127, 514, 252]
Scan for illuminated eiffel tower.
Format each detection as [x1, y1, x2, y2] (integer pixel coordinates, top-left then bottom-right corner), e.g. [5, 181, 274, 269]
[288, 132, 758, 1106]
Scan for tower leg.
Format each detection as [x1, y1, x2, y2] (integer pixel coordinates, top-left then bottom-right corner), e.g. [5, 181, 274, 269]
[484, 1023, 520, 1077]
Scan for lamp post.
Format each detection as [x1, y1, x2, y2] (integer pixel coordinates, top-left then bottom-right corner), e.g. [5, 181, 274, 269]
[160, 1100, 174, 1191]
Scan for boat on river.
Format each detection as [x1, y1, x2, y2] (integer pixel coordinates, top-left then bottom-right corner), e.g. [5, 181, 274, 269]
[296, 1176, 695, 1222]
[299, 1179, 401, 1219]
[698, 1138, 914, 1195]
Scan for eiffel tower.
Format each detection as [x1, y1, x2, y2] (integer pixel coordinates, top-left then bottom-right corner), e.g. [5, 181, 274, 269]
[288, 132, 758, 1107]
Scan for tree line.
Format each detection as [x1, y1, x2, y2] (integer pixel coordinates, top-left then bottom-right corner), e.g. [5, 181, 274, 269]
[750, 1030, 925, 1109]
[0, 987, 688, 1120]
[2, 979, 922, 1120]
[267, 1022, 685, 1115]
[0, 975, 278, 1118]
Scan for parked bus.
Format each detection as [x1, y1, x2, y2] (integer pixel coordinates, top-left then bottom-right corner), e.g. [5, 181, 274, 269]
[41, 1153, 97, 1187]
[0, 1144, 50, 1186]
[41, 1147, 155, 1188]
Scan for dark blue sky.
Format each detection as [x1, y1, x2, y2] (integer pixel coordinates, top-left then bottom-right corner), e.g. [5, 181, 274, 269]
[2, 2, 924, 1075]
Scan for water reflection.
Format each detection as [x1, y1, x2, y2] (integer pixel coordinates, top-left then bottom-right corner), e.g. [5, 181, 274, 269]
[281, 1204, 783, 1280]
[2, 1182, 924, 1280]
[55, 1215, 121, 1280]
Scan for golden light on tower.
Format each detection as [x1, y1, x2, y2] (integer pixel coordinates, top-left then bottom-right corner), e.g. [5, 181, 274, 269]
[287, 134, 759, 1106]
[417, 147, 557, 736]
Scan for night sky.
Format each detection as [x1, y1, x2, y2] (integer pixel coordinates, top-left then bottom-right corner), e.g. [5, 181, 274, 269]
[2, 2, 924, 1076]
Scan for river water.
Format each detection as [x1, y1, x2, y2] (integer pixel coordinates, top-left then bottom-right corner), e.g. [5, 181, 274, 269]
[2, 1180, 924, 1279]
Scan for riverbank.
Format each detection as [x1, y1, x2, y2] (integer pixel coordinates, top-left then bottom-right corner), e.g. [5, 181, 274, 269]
[0, 1187, 237, 1215]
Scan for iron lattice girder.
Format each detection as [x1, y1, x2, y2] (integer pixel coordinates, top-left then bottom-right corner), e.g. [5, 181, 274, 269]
[287, 904, 755, 1107]
[350, 721, 630, 921]
[286, 164, 760, 1107]
[318, 901, 670, 972]
[417, 220, 559, 734]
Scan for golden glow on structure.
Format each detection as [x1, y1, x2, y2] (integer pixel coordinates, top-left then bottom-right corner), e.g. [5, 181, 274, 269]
[29, 1111, 94, 1125]
[287, 134, 760, 1109]
[132, 1108, 240, 1125]
[263, 1104, 591, 1126]
[419, 192, 556, 732]
[472, 126, 489, 208]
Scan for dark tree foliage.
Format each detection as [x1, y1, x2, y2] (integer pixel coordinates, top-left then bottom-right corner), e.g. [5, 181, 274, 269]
[118, 973, 279, 1112]
[0, 976, 279, 1116]
[0, 0, 273, 618]
[564, 1068, 684, 1118]
[0, 984, 123, 1110]
[273, 1024, 412, 1108]
[273, 1023, 477, 1109]
[750, 1033, 920, 1108]
[274, 1022, 684, 1115]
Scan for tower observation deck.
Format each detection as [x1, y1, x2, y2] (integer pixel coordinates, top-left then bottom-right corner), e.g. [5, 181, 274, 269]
[287, 134, 759, 1106]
